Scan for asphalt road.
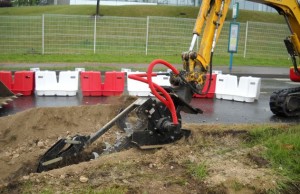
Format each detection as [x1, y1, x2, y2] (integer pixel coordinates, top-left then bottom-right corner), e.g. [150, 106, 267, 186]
[186, 78, 300, 124]
[0, 77, 299, 124]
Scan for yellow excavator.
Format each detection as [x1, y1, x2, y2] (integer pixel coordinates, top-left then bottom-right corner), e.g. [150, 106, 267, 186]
[34, 0, 300, 171]
[175, 0, 300, 117]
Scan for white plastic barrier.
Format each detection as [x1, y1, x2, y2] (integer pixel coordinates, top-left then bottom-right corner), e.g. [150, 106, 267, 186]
[127, 72, 151, 96]
[152, 72, 171, 87]
[30, 67, 40, 72]
[127, 71, 171, 96]
[75, 68, 85, 72]
[35, 71, 58, 96]
[35, 71, 79, 96]
[215, 74, 261, 102]
[121, 68, 131, 73]
[234, 77, 261, 102]
[56, 71, 79, 96]
[212, 70, 222, 74]
[215, 74, 238, 100]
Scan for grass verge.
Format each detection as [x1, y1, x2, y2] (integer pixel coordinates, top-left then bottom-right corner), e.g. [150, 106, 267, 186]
[247, 125, 300, 192]
[0, 54, 291, 71]
[186, 161, 208, 181]
[0, 5, 285, 24]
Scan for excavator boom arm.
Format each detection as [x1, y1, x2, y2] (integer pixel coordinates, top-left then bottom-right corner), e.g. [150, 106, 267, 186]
[191, 0, 300, 73]
[184, 0, 300, 117]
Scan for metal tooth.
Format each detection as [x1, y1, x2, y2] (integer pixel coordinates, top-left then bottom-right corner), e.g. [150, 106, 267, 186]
[12, 95, 18, 99]
[64, 139, 81, 144]
[2, 102, 8, 105]
[6, 98, 13, 102]
[42, 157, 63, 166]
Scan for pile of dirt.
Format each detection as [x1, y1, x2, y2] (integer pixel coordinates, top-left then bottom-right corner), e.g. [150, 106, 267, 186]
[0, 97, 281, 194]
[0, 96, 136, 185]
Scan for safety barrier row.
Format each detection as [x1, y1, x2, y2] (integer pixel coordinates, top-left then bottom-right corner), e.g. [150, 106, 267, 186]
[126, 71, 218, 98]
[127, 71, 261, 102]
[0, 70, 261, 102]
[36, 70, 125, 97]
[0, 70, 126, 97]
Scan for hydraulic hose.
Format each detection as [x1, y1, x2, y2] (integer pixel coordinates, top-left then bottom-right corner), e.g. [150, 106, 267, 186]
[128, 59, 179, 124]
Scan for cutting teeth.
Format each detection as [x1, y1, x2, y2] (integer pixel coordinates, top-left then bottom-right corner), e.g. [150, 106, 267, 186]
[42, 157, 63, 166]
[65, 139, 81, 144]
[6, 98, 13, 102]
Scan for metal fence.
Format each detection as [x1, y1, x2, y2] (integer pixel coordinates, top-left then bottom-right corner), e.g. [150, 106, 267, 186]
[0, 14, 290, 58]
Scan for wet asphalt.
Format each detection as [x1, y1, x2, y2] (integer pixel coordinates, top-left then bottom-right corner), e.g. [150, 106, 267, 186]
[0, 77, 299, 124]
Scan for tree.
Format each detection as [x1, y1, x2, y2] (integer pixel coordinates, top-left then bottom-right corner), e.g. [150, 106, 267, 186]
[13, 0, 41, 6]
[96, 0, 100, 16]
[0, 0, 12, 7]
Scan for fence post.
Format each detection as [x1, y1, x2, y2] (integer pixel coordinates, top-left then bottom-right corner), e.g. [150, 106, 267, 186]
[94, 15, 97, 54]
[243, 21, 248, 58]
[146, 16, 149, 55]
[42, 14, 44, 55]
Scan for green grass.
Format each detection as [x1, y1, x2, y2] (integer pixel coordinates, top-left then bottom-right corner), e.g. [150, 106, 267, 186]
[186, 161, 208, 181]
[76, 187, 127, 194]
[247, 125, 300, 192]
[0, 5, 289, 67]
[0, 5, 285, 24]
[231, 181, 244, 191]
[0, 54, 292, 71]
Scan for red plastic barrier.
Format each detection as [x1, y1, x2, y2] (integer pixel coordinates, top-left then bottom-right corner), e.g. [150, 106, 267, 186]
[0, 71, 13, 90]
[80, 71, 102, 96]
[12, 71, 34, 95]
[289, 67, 300, 82]
[193, 74, 217, 98]
[102, 71, 125, 96]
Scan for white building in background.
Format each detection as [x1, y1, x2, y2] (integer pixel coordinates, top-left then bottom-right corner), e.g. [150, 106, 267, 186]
[230, 0, 275, 12]
[69, 0, 157, 6]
